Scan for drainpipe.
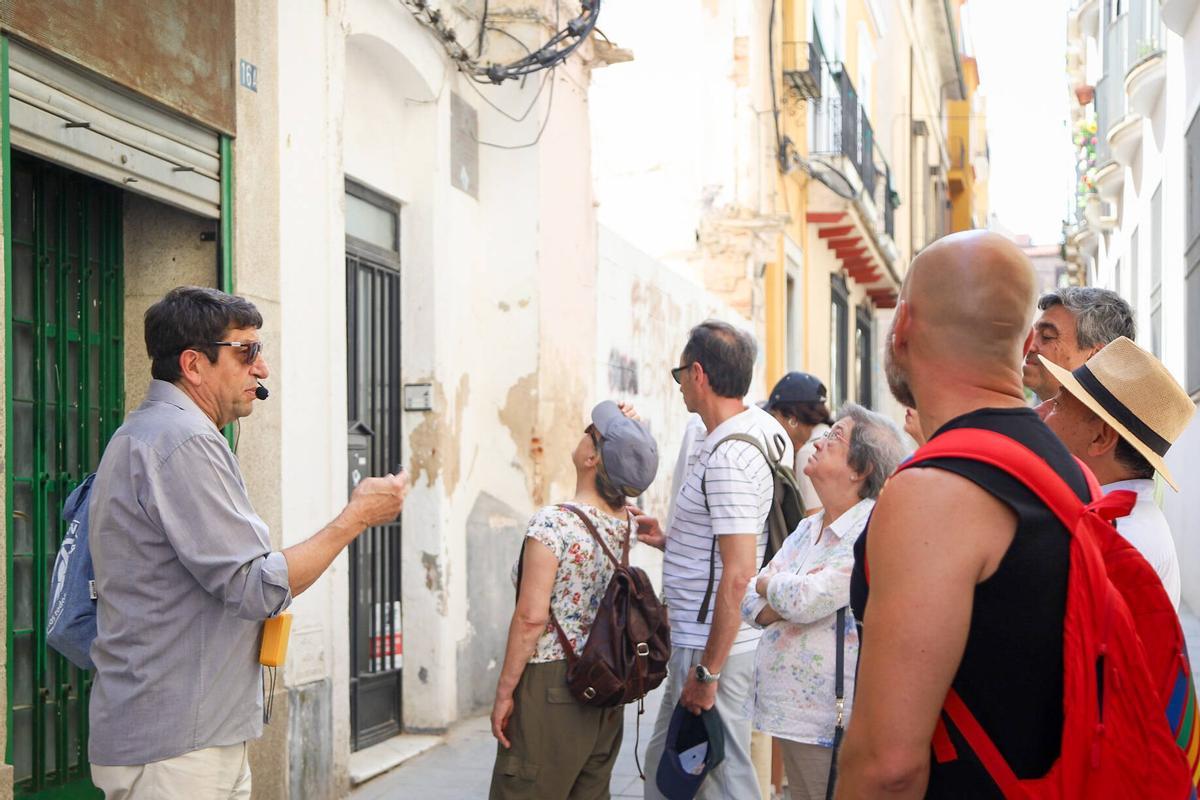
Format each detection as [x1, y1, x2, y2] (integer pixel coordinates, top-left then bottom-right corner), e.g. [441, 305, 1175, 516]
[942, 0, 966, 100]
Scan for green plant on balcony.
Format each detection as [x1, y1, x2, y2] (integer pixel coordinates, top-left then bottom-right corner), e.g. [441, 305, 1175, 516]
[1135, 38, 1161, 60]
[1073, 118, 1099, 211]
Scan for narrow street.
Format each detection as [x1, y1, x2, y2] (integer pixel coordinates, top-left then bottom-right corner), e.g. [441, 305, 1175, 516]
[351, 688, 664, 799]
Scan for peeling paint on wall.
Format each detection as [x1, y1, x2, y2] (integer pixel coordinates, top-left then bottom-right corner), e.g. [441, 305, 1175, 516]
[420, 551, 448, 616]
[497, 366, 590, 507]
[499, 371, 540, 502]
[407, 374, 470, 494]
[457, 491, 524, 717]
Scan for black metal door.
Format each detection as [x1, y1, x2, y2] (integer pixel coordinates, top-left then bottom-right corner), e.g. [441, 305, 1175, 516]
[8, 153, 122, 798]
[345, 239, 403, 752]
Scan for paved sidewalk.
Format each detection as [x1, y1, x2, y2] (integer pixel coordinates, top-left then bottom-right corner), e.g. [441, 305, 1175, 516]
[351, 687, 664, 799]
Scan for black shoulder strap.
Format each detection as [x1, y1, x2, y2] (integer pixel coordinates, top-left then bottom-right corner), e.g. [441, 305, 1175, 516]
[826, 606, 847, 800]
[696, 433, 773, 624]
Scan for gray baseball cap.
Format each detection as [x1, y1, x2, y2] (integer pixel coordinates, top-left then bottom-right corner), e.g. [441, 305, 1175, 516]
[591, 401, 659, 496]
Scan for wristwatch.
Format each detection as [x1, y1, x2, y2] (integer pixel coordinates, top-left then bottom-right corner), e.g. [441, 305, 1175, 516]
[695, 664, 720, 684]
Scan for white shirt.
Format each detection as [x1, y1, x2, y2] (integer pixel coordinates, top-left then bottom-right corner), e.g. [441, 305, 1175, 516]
[1105, 479, 1181, 609]
[741, 499, 874, 744]
[663, 406, 794, 654]
[666, 414, 707, 533]
[795, 423, 830, 512]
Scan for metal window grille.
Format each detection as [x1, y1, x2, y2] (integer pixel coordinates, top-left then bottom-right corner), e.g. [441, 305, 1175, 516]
[8, 153, 123, 797]
[855, 308, 873, 409]
[345, 183, 404, 752]
[830, 275, 849, 410]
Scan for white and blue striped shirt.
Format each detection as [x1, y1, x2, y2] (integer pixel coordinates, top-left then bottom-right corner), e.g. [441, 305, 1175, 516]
[662, 405, 793, 653]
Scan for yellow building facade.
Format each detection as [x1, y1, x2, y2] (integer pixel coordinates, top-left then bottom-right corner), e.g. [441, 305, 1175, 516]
[763, 0, 989, 423]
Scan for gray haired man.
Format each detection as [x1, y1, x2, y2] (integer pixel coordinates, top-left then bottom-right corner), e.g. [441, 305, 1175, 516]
[632, 320, 792, 800]
[1023, 286, 1135, 401]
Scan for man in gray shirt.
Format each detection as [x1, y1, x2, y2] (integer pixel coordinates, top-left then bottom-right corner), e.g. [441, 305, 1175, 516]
[88, 287, 407, 798]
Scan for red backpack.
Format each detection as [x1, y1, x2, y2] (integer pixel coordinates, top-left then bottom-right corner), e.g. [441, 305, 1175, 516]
[895, 428, 1199, 799]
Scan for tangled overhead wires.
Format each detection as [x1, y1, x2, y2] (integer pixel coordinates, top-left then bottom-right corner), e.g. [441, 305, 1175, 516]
[400, 0, 601, 84]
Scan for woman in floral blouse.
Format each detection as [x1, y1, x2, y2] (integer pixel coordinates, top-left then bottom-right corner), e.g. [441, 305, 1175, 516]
[741, 403, 905, 800]
[490, 401, 658, 800]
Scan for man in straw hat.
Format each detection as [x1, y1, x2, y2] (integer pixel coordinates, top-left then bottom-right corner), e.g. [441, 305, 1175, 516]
[1038, 336, 1195, 609]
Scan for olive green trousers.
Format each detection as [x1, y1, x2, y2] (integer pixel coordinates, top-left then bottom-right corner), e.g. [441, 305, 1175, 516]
[489, 659, 625, 800]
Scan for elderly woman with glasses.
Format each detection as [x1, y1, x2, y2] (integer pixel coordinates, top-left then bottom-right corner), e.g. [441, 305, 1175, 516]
[490, 401, 659, 800]
[741, 404, 906, 800]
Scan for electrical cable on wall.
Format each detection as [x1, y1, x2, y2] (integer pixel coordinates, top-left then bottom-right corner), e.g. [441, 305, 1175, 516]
[399, 0, 600, 84]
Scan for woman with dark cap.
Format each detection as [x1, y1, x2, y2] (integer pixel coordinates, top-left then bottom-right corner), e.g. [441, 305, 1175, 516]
[489, 401, 659, 800]
[762, 372, 834, 516]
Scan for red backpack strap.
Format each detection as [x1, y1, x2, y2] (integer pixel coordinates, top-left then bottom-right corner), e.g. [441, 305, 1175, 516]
[894, 427, 1127, 799]
[943, 689, 1030, 799]
[899, 428, 1090, 529]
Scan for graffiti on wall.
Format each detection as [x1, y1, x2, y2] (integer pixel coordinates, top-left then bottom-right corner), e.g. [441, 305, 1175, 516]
[607, 349, 639, 395]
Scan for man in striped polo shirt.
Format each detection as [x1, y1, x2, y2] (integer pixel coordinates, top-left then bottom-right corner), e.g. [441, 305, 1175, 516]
[634, 320, 793, 799]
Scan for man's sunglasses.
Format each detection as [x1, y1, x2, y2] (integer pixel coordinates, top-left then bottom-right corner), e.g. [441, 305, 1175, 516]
[671, 362, 696, 385]
[210, 340, 263, 364]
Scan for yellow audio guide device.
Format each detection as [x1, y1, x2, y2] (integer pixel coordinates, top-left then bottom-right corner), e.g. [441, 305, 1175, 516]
[259, 612, 293, 667]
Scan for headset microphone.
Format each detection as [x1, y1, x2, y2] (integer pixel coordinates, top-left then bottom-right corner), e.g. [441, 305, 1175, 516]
[255, 382, 270, 401]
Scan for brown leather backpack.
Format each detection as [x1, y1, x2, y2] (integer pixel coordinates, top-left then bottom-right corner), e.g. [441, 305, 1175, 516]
[517, 503, 671, 708]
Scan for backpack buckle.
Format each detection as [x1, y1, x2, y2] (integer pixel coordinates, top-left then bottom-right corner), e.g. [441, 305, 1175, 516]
[636, 642, 650, 657]
[583, 687, 597, 700]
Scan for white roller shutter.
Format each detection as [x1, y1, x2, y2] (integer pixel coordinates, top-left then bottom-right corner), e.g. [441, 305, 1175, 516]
[8, 39, 221, 219]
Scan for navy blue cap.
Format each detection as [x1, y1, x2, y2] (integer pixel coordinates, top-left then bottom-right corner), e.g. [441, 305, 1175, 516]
[655, 702, 726, 799]
[764, 371, 827, 409]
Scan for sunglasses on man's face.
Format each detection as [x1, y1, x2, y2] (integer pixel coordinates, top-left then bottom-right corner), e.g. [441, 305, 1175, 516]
[210, 340, 263, 365]
[671, 362, 696, 385]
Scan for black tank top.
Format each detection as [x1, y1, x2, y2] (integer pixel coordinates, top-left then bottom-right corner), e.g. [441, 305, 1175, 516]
[850, 407, 1089, 798]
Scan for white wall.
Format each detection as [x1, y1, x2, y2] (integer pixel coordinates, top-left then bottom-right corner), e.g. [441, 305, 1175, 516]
[594, 226, 753, 579]
[589, 0, 753, 265]
[1160, 8, 1200, 624]
[1092, 9, 1200, 625]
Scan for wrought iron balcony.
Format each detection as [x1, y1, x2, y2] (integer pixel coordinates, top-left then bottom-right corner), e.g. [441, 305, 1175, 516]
[809, 61, 896, 238]
[782, 32, 824, 101]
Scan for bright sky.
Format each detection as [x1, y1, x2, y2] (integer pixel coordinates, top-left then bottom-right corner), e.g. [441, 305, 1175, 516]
[968, 0, 1076, 245]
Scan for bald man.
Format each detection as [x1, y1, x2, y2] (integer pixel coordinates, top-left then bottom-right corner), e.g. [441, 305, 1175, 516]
[836, 232, 1091, 798]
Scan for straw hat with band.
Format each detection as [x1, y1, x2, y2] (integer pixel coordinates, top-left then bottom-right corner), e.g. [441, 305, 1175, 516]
[1038, 336, 1195, 491]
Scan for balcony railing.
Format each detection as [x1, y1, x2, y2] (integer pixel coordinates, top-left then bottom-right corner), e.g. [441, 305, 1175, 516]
[1127, 1, 1163, 65]
[1096, 11, 1131, 149]
[782, 29, 824, 101]
[810, 60, 894, 227]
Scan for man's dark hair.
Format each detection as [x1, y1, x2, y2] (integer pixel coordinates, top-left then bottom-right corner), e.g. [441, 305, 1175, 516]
[771, 400, 834, 427]
[1113, 436, 1155, 480]
[145, 287, 263, 382]
[682, 320, 757, 399]
[1037, 287, 1135, 350]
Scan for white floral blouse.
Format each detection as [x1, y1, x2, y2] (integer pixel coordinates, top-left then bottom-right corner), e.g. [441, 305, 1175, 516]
[740, 498, 875, 745]
[511, 503, 632, 664]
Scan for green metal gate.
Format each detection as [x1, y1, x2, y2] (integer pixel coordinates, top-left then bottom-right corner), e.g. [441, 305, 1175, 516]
[6, 153, 122, 798]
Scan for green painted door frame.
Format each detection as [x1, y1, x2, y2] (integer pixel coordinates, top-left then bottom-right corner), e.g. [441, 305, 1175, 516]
[0, 39, 235, 795]
[219, 134, 235, 450]
[4, 34, 122, 799]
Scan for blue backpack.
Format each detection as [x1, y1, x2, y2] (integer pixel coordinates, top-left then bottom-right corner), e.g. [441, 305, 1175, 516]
[46, 474, 98, 670]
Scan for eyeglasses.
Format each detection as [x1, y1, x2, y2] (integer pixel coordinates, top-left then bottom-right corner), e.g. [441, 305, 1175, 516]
[671, 362, 696, 385]
[210, 340, 263, 365]
[821, 426, 848, 444]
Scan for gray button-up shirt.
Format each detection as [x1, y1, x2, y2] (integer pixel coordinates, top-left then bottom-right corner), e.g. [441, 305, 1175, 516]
[88, 380, 291, 766]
